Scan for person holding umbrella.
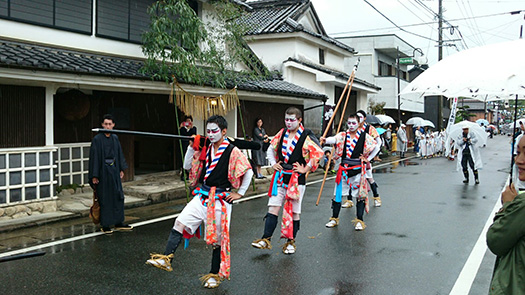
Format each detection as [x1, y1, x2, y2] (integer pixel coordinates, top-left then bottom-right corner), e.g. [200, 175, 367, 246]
[455, 126, 483, 184]
[486, 135, 525, 294]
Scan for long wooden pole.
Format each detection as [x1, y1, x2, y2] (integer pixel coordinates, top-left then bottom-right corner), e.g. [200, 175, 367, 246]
[316, 60, 360, 206]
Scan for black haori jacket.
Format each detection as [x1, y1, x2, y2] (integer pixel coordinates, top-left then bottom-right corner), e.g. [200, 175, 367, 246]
[198, 142, 234, 190]
[277, 129, 310, 185]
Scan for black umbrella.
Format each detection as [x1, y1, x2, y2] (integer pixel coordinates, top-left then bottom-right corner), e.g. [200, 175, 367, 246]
[365, 115, 381, 125]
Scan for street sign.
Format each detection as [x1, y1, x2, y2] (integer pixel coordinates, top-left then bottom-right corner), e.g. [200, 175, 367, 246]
[399, 57, 414, 64]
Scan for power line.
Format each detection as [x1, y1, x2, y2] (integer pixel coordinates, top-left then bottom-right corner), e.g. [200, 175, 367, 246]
[330, 10, 521, 36]
[465, 0, 486, 44]
[362, 0, 438, 41]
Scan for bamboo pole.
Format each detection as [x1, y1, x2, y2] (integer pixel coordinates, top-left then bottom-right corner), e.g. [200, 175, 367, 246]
[315, 60, 360, 206]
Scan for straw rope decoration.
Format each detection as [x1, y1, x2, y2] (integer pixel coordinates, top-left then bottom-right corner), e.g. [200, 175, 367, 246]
[169, 81, 239, 119]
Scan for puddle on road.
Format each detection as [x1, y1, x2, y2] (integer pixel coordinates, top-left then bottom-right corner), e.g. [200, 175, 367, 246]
[381, 232, 408, 238]
[373, 160, 421, 174]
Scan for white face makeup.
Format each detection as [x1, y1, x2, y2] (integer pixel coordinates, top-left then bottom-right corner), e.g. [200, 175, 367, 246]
[357, 114, 364, 124]
[206, 123, 222, 143]
[285, 114, 299, 131]
[347, 118, 359, 131]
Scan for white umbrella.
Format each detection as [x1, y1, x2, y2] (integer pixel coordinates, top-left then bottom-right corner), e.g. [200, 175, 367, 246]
[406, 117, 425, 126]
[447, 121, 487, 147]
[421, 120, 435, 128]
[401, 39, 525, 100]
[375, 114, 396, 125]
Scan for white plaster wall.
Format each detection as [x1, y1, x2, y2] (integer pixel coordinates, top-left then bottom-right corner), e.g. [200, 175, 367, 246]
[248, 39, 297, 72]
[0, 19, 145, 58]
[345, 55, 374, 82]
[372, 77, 423, 112]
[297, 14, 318, 33]
[249, 37, 347, 73]
[356, 91, 369, 112]
[0, 1, 225, 61]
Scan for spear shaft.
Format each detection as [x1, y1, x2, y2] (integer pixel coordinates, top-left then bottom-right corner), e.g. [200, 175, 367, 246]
[316, 59, 360, 206]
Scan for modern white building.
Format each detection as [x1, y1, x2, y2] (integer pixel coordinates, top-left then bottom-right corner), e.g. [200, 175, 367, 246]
[337, 34, 426, 123]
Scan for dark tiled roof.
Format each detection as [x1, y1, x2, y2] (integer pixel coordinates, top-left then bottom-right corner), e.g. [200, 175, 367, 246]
[0, 40, 146, 77]
[240, 0, 355, 53]
[285, 57, 381, 90]
[0, 39, 327, 100]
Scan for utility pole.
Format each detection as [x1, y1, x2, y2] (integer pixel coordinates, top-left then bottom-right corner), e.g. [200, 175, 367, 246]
[437, 0, 444, 129]
[397, 47, 401, 125]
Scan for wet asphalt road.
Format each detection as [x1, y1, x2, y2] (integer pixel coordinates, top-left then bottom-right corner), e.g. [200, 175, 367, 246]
[1, 136, 511, 295]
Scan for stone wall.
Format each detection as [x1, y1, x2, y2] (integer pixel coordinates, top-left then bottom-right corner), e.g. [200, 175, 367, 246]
[0, 200, 58, 220]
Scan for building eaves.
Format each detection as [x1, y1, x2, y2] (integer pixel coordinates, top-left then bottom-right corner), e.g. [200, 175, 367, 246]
[240, 0, 355, 53]
[0, 39, 327, 101]
[286, 57, 381, 90]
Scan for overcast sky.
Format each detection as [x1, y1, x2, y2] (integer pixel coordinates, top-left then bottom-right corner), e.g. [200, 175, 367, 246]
[310, 0, 524, 65]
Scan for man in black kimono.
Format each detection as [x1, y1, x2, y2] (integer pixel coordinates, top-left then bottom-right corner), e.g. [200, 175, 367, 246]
[88, 114, 132, 234]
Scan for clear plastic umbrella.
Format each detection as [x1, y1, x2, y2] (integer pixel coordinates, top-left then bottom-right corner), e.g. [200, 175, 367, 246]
[447, 120, 487, 147]
[375, 114, 396, 125]
[421, 120, 435, 128]
[406, 117, 425, 126]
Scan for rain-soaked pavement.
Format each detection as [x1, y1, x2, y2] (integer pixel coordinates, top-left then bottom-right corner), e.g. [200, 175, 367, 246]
[1, 136, 511, 295]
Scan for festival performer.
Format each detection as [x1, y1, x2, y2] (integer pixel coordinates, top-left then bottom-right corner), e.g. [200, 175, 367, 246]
[455, 127, 482, 184]
[146, 115, 253, 289]
[322, 113, 379, 230]
[251, 107, 323, 255]
[355, 110, 383, 207]
[397, 124, 408, 158]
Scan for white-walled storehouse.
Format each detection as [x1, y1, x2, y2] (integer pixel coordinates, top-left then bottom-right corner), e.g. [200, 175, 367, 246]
[240, 0, 380, 134]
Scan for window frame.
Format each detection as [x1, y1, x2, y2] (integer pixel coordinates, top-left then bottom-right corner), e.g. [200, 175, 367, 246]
[95, 0, 199, 44]
[0, 0, 93, 35]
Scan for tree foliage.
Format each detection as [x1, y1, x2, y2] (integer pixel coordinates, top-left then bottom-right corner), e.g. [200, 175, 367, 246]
[141, 0, 261, 88]
[455, 105, 476, 123]
[369, 99, 386, 115]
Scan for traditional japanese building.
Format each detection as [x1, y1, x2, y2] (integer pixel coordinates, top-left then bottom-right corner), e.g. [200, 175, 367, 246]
[0, 0, 327, 211]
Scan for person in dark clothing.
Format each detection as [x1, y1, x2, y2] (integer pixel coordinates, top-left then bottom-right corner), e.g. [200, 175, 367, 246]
[252, 117, 269, 179]
[179, 116, 197, 180]
[88, 114, 132, 234]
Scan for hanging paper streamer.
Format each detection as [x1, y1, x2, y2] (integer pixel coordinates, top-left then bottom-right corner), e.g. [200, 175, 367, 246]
[169, 81, 239, 120]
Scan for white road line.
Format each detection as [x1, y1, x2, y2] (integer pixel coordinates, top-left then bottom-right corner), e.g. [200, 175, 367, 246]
[449, 180, 506, 294]
[0, 156, 414, 259]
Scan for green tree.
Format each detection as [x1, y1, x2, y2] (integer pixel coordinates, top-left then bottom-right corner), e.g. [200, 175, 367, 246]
[455, 105, 476, 122]
[369, 99, 386, 115]
[141, 0, 264, 88]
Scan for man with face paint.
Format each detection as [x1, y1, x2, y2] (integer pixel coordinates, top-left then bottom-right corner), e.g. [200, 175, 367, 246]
[321, 113, 379, 230]
[146, 115, 253, 289]
[251, 107, 323, 254]
[356, 110, 383, 208]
